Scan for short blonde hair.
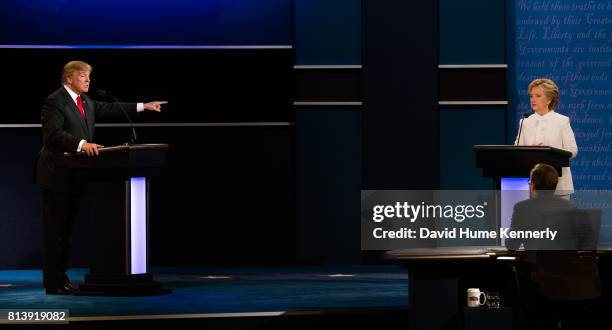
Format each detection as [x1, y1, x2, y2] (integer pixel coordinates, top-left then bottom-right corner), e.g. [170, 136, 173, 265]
[61, 61, 92, 84]
[528, 78, 559, 110]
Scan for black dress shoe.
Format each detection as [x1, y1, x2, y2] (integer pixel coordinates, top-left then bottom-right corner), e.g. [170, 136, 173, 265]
[45, 283, 78, 295]
[63, 281, 76, 291]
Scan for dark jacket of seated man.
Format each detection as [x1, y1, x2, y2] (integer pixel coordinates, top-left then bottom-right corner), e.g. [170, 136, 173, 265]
[507, 164, 601, 301]
[505, 191, 575, 251]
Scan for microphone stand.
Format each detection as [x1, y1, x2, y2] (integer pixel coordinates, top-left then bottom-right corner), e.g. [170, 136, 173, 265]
[97, 89, 138, 145]
[515, 112, 530, 146]
[110, 95, 138, 145]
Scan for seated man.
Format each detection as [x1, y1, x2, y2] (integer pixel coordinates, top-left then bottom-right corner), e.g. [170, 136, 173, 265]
[506, 163, 575, 251]
[507, 163, 601, 329]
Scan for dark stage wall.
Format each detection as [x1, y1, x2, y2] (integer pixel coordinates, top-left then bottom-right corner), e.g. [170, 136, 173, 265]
[0, 48, 296, 268]
[438, 0, 507, 189]
[0, 0, 298, 269]
[0, 0, 511, 269]
[362, 0, 439, 190]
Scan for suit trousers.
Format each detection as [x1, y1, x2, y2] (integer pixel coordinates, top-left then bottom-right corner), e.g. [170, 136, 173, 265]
[41, 188, 82, 289]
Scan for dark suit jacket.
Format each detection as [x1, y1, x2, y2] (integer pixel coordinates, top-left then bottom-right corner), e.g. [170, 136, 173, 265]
[35, 87, 137, 192]
[507, 193, 601, 300]
[506, 193, 575, 250]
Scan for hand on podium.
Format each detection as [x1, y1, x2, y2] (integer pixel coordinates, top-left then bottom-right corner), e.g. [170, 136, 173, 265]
[82, 142, 104, 156]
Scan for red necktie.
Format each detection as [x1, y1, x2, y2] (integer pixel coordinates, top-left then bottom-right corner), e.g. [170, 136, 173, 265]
[76, 95, 85, 118]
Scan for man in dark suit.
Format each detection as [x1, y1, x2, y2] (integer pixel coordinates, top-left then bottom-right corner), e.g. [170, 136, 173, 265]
[35, 60, 167, 295]
[506, 163, 575, 251]
[507, 163, 601, 329]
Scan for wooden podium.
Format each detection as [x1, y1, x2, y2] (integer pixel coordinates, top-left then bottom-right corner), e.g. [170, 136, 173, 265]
[65, 143, 170, 296]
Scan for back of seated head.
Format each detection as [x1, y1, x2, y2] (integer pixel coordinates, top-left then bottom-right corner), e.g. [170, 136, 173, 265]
[530, 163, 558, 192]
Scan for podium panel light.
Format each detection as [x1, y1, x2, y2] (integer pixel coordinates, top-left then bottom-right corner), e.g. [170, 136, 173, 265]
[130, 177, 147, 275]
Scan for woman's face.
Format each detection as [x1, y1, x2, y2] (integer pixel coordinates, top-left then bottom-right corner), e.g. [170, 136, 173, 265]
[529, 86, 550, 115]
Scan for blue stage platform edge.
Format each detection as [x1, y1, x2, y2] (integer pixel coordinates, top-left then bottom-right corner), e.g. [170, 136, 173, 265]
[0, 266, 408, 318]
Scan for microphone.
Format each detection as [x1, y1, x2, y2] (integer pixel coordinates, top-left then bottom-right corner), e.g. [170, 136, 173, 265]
[96, 89, 137, 145]
[515, 112, 530, 146]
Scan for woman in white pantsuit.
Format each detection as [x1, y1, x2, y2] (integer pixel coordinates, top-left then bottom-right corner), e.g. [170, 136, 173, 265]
[515, 79, 578, 196]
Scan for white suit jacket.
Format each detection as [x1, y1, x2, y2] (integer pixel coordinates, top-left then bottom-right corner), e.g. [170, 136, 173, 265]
[514, 111, 578, 194]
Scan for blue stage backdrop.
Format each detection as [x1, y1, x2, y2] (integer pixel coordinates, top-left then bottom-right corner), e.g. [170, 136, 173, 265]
[510, 0, 612, 189]
[0, 0, 291, 46]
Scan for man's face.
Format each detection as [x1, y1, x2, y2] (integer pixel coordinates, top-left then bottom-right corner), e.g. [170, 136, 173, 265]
[66, 70, 90, 94]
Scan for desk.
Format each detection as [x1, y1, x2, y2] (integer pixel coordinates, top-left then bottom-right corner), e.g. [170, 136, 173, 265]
[387, 246, 612, 330]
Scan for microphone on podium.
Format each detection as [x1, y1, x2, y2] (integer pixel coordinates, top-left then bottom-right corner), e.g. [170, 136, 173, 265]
[515, 112, 531, 146]
[96, 89, 138, 145]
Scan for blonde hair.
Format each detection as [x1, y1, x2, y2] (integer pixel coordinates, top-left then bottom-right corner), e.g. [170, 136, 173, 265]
[528, 78, 559, 110]
[61, 61, 92, 84]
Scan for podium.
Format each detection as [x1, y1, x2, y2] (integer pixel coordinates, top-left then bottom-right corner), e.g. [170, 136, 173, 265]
[65, 143, 171, 296]
[473, 145, 571, 185]
[473, 145, 572, 242]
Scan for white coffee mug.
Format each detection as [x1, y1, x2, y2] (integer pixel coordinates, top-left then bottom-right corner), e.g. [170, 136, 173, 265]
[467, 288, 486, 307]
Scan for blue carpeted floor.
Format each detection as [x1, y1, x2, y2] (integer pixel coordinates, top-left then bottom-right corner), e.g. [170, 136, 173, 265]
[0, 266, 408, 317]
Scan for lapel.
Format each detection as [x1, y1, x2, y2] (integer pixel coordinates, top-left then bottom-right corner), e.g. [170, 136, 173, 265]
[61, 87, 90, 138]
[82, 95, 95, 133]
